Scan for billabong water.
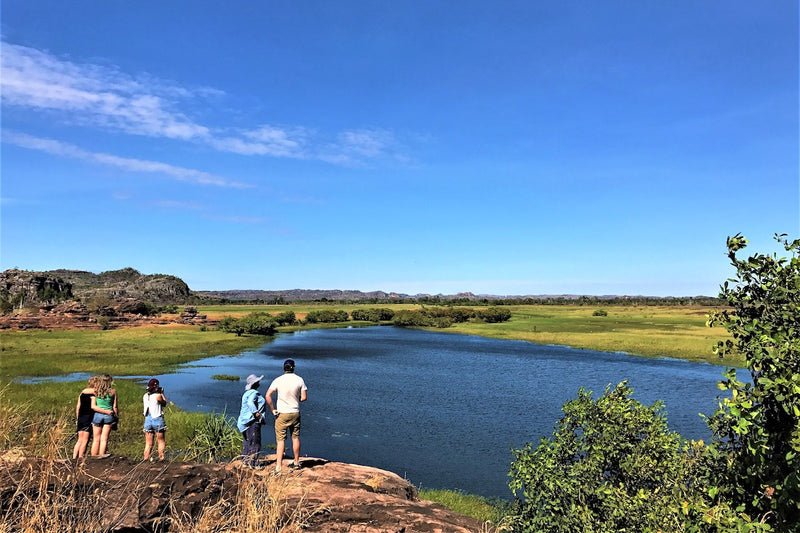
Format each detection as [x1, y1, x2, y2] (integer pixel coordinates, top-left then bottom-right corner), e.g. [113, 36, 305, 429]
[155, 326, 734, 499]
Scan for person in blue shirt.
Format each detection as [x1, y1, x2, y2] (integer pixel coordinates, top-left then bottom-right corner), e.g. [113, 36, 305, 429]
[237, 374, 265, 467]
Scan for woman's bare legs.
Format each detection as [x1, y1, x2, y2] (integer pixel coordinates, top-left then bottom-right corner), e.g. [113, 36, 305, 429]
[97, 424, 113, 456]
[156, 432, 166, 460]
[73, 431, 90, 458]
[143, 431, 155, 460]
[90, 425, 102, 456]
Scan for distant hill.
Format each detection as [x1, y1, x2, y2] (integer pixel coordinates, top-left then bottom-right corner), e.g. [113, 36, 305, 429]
[194, 289, 681, 303]
[195, 289, 409, 302]
[1, 267, 719, 311]
[0, 268, 192, 309]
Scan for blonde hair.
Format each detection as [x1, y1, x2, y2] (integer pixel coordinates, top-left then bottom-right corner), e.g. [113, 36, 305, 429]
[94, 374, 113, 399]
[87, 375, 100, 390]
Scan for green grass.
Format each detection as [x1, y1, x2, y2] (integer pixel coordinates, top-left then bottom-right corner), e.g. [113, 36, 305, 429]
[419, 488, 507, 525]
[0, 378, 240, 460]
[0, 325, 269, 379]
[0, 324, 270, 458]
[445, 304, 739, 366]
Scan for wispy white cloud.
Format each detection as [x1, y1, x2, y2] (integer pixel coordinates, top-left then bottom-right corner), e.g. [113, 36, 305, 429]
[154, 200, 204, 210]
[1, 42, 210, 140]
[318, 128, 400, 166]
[0, 41, 404, 165]
[209, 125, 309, 157]
[338, 129, 393, 158]
[2, 130, 250, 188]
[206, 215, 268, 224]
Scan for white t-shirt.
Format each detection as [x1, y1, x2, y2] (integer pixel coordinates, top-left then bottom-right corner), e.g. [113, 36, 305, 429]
[268, 373, 307, 413]
[143, 392, 164, 418]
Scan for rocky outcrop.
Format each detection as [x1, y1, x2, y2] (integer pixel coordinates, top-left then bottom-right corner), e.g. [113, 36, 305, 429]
[0, 455, 492, 532]
[0, 268, 193, 311]
[0, 269, 73, 309]
[273, 459, 490, 532]
[49, 267, 192, 304]
[178, 305, 207, 324]
[0, 304, 214, 330]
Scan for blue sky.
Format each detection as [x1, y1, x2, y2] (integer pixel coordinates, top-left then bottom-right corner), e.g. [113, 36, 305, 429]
[1, 2, 797, 296]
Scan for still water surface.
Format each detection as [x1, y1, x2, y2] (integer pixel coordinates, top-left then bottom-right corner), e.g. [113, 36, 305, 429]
[152, 326, 730, 499]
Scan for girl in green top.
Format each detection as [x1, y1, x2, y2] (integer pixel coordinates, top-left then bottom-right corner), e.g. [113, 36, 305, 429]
[91, 374, 118, 457]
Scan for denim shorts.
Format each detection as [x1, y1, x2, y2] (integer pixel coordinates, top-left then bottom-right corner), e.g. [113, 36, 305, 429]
[143, 414, 167, 433]
[92, 412, 116, 426]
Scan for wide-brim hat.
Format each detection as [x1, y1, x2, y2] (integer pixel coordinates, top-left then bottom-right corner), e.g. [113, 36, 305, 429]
[245, 374, 264, 390]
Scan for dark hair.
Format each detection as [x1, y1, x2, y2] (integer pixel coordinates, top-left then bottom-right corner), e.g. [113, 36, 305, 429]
[283, 359, 295, 372]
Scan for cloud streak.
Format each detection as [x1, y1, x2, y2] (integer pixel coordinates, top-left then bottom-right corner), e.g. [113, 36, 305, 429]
[1, 41, 403, 164]
[2, 130, 250, 188]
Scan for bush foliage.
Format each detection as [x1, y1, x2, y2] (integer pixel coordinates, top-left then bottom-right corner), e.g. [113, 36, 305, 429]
[706, 234, 800, 530]
[351, 308, 396, 322]
[304, 309, 349, 323]
[218, 312, 277, 336]
[508, 234, 799, 532]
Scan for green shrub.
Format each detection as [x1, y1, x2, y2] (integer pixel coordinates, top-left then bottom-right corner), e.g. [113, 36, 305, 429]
[217, 316, 244, 336]
[391, 307, 479, 328]
[237, 313, 277, 335]
[218, 313, 276, 336]
[424, 306, 475, 323]
[592, 309, 608, 317]
[351, 308, 396, 322]
[706, 233, 800, 530]
[182, 412, 242, 463]
[274, 310, 297, 326]
[305, 309, 349, 323]
[508, 382, 754, 532]
[392, 310, 435, 327]
[477, 307, 512, 323]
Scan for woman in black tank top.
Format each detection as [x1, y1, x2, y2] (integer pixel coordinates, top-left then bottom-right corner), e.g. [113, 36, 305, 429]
[72, 376, 97, 459]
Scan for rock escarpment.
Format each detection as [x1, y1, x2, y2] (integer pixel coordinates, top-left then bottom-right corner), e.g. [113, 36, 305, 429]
[0, 267, 192, 310]
[0, 455, 492, 532]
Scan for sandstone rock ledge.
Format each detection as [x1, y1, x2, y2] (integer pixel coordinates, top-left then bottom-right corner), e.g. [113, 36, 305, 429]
[0, 455, 492, 532]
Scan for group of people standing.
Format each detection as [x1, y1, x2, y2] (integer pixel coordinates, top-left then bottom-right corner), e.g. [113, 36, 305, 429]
[73, 373, 118, 459]
[72, 358, 307, 471]
[237, 358, 308, 471]
[72, 374, 167, 461]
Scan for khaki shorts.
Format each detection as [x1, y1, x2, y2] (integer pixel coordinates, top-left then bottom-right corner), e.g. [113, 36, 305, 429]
[275, 412, 301, 440]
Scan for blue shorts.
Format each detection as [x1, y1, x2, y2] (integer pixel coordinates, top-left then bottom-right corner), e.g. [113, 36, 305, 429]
[92, 412, 115, 426]
[143, 414, 166, 433]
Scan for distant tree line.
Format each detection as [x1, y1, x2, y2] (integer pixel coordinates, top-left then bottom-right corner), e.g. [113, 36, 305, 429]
[216, 305, 512, 336]
[205, 295, 724, 307]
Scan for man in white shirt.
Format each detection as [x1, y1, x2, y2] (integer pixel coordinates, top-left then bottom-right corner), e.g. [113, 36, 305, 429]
[265, 359, 308, 472]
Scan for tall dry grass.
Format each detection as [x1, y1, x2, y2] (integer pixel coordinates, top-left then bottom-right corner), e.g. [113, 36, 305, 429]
[0, 387, 312, 532]
[0, 386, 115, 532]
[171, 471, 315, 533]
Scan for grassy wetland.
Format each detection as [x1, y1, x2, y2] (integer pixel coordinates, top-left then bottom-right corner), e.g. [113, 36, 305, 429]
[196, 302, 735, 365]
[0, 302, 734, 451]
[442, 304, 732, 365]
[0, 302, 733, 526]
